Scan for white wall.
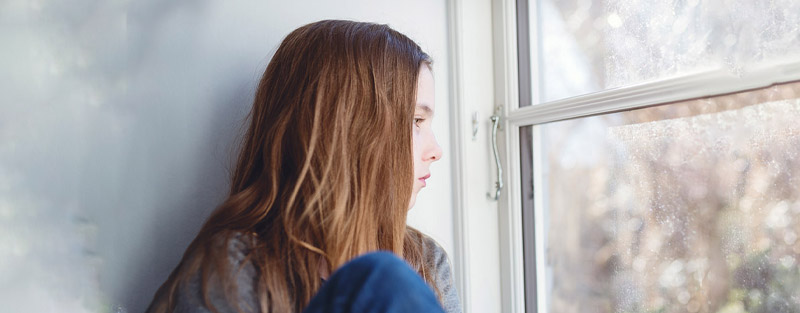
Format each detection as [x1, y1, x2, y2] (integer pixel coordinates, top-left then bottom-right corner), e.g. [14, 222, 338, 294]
[0, 1, 453, 312]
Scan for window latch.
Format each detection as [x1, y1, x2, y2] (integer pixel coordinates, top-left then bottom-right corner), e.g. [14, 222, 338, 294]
[488, 107, 503, 201]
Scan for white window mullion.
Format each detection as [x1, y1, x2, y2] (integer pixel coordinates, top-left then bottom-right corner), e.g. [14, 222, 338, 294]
[493, 0, 527, 312]
[508, 59, 800, 127]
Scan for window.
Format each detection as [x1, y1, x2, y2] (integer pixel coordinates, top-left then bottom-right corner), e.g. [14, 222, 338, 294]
[519, 0, 800, 105]
[498, 0, 800, 313]
[525, 83, 800, 313]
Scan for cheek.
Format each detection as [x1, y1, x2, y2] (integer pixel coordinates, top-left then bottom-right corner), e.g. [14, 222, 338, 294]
[412, 130, 421, 154]
[412, 132, 422, 170]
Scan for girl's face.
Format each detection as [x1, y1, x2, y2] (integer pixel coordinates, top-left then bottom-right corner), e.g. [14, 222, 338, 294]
[409, 66, 443, 210]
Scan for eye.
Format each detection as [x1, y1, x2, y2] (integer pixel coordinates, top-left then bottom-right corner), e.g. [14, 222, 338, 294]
[414, 117, 425, 127]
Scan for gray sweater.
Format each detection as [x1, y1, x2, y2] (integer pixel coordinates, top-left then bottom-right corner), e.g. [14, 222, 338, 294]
[170, 233, 462, 313]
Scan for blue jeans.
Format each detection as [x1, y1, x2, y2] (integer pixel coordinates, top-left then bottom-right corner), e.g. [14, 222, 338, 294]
[302, 252, 446, 313]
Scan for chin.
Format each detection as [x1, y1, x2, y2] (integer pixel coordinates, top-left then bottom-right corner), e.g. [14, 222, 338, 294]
[407, 195, 418, 210]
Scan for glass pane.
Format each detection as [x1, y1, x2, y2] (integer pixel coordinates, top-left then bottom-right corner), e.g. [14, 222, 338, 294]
[530, 0, 800, 103]
[530, 81, 800, 313]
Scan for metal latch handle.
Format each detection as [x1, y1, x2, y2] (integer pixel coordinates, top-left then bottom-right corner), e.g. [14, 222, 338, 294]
[488, 112, 503, 200]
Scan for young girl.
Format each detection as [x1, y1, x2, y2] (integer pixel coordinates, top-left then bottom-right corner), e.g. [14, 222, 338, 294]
[146, 20, 461, 313]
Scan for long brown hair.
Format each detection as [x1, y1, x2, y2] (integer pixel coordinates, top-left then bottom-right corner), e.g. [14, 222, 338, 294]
[147, 20, 437, 313]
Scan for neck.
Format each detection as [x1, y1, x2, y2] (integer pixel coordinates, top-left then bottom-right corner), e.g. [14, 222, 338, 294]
[318, 256, 330, 280]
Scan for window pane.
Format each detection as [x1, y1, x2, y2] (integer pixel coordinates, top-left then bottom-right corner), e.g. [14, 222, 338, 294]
[530, 0, 800, 103]
[529, 81, 800, 313]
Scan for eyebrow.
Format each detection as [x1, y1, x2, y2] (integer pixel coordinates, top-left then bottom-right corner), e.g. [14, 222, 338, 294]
[416, 104, 434, 117]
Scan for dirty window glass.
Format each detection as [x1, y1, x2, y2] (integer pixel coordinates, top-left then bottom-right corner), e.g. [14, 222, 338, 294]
[531, 0, 800, 103]
[532, 81, 800, 313]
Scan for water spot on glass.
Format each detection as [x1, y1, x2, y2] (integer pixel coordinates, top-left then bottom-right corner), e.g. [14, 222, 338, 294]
[607, 12, 623, 28]
[766, 201, 790, 229]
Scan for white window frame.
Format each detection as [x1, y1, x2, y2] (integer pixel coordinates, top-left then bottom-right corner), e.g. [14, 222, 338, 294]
[446, 0, 504, 312]
[447, 0, 800, 313]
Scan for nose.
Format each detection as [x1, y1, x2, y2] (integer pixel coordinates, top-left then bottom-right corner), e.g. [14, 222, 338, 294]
[426, 135, 443, 162]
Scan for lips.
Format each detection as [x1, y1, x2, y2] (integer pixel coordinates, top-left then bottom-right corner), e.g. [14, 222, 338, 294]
[418, 174, 430, 187]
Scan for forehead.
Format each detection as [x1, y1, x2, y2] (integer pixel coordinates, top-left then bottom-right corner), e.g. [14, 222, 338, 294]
[416, 104, 434, 116]
[415, 66, 435, 115]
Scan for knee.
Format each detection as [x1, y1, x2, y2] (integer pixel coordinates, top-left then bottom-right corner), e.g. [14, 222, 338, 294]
[307, 251, 443, 313]
[334, 251, 434, 300]
[333, 251, 419, 283]
[360, 251, 399, 261]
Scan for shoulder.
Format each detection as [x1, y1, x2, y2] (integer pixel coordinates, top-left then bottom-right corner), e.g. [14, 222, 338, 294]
[220, 231, 258, 268]
[417, 232, 463, 313]
[172, 232, 261, 313]
[417, 232, 450, 270]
